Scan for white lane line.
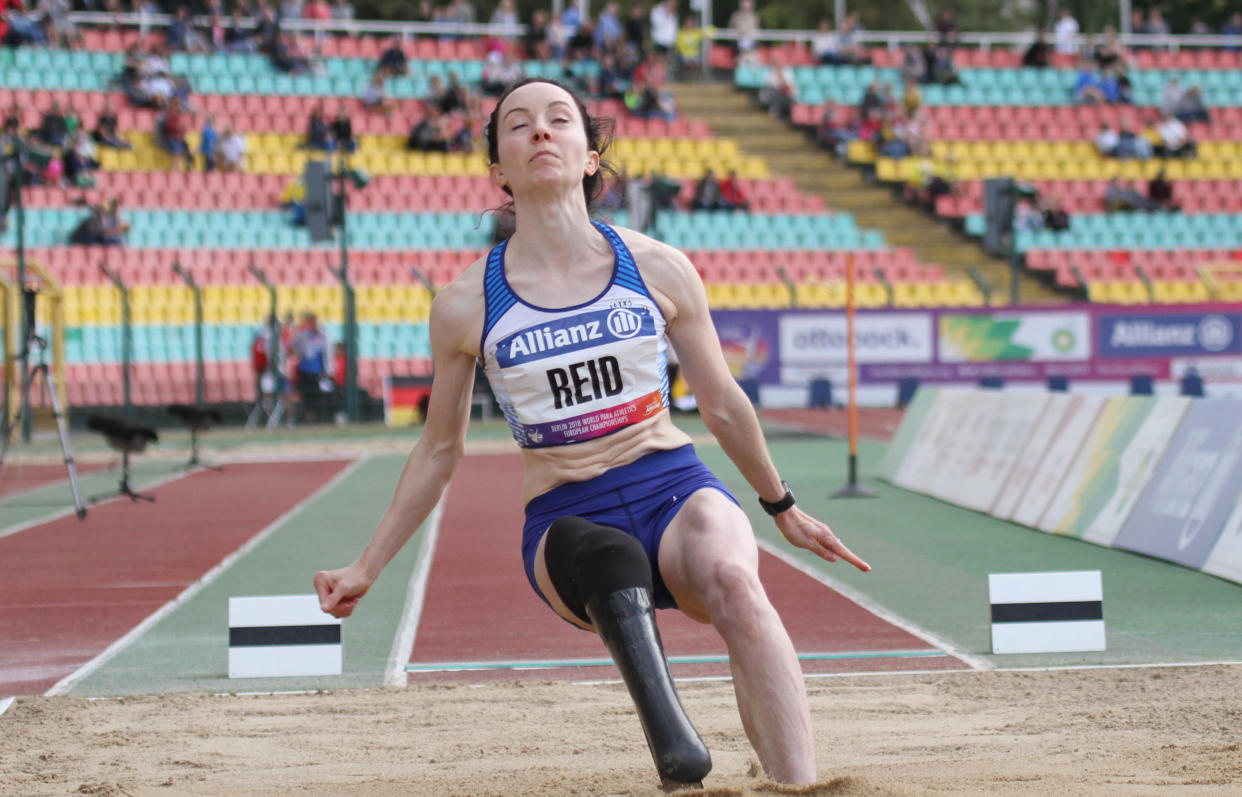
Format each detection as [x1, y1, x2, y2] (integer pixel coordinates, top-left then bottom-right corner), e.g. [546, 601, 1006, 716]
[0, 696, 15, 717]
[0, 468, 191, 541]
[383, 494, 447, 687]
[44, 457, 369, 697]
[757, 539, 993, 671]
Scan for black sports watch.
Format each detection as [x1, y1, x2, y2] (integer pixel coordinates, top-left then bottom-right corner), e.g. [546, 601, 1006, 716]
[759, 480, 796, 516]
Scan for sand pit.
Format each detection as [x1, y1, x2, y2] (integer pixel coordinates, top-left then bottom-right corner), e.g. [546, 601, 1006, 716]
[3, 664, 1240, 796]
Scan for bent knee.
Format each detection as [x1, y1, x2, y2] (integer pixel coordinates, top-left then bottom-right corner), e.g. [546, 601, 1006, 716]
[698, 559, 771, 637]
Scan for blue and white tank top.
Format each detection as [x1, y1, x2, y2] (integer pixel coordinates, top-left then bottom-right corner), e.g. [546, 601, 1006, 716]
[480, 222, 670, 449]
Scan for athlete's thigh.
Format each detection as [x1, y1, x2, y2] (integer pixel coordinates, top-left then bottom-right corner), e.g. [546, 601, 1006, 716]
[532, 527, 596, 631]
[657, 488, 760, 625]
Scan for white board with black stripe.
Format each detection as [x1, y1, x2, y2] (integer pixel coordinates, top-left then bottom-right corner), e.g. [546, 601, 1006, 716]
[988, 571, 1105, 655]
[229, 595, 343, 678]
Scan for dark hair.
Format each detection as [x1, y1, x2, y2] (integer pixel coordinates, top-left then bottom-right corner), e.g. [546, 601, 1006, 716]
[485, 78, 616, 211]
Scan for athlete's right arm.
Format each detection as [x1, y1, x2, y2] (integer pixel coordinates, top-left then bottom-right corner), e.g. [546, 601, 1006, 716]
[315, 278, 482, 618]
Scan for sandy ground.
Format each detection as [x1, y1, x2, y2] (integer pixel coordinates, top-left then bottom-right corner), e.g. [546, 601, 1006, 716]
[2, 664, 1240, 796]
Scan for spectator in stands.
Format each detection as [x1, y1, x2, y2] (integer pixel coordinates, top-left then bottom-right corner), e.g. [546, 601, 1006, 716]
[595, 1, 624, 52]
[1145, 8, 1170, 38]
[331, 104, 356, 152]
[292, 312, 329, 424]
[40, 0, 81, 49]
[1073, 61, 1108, 105]
[92, 100, 130, 149]
[254, 3, 281, 56]
[812, 19, 844, 66]
[757, 62, 795, 120]
[219, 126, 246, 172]
[719, 170, 750, 212]
[223, 8, 253, 52]
[525, 9, 552, 60]
[272, 33, 314, 74]
[838, 14, 868, 64]
[304, 103, 332, 150]
[377, 35, 408, 77]
[1155, 113, 1195, 158]
[158, 99, 193, 172]
[36, 101, 69, 149]
[1166, 79, 1210, 124]
[1117, 118, 1153, 159]
[445, 0, 477, 27]
[1095, 123, 1120, 156]
[1105, 177, 1154, 211]
[331, 0, 354, 21]
[674, 16, 704, 78]
[629, 57, 677, 120]
[1094, 27, 1129, 70]
[69, 201, 108, 245]
[567, 17, 597, 62]
[920, 38, 959, 85]
[901, 81, 922, 116]
[166, 6, 205, 52]
[646, 169, 681, 214]
[1053, 8, 1079, 55]
[594, 52, 628, 100]
[304, 0, 331, 22]
[690, 169, 725, 210]
[101, 197, 128, 244]
[1041, 196, 1069, 230]
[649, 0, 678, 57]
[1147, 169, 1178, 211]
[200, 113, 218, 171]
[280, 175, 307, 224]
[934, 7, 960, 47]
[624, 2, 647, 57]
[1023, 30, 1050, 68]
[4, 3, 47, 46]
[406, 105, 453, 152]
[362, 72, 396, 115]
[1013, 198, 1044, 231]
[1224, 13, 1242, 51]
[481, 51, 522, 96]
[816, 101, 858, 155]
[64, 129, 98, 187]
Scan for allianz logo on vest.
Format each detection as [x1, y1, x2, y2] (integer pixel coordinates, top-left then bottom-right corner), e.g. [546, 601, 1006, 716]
[497, 307, 653, 366]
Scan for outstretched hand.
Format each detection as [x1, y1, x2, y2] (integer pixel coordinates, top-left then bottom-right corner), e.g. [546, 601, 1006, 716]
[313, 565, 373, 619]
[775, 507, 870, 572]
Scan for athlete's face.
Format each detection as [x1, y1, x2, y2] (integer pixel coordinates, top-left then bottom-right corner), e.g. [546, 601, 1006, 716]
[490, 82, 599, 199]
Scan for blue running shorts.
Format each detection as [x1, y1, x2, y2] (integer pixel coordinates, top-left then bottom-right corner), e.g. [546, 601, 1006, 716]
[522, 444, 740, 612]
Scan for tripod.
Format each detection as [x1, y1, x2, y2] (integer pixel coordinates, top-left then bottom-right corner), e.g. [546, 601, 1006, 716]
[0, 328, 87, 519]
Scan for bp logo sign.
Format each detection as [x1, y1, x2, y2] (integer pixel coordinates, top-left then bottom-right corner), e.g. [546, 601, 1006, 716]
[1051, 328, 1076, 353]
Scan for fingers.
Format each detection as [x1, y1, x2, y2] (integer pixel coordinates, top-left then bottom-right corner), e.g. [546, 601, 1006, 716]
[313, 571, 336, 612]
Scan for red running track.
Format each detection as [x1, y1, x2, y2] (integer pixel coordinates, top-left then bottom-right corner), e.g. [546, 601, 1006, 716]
[0, 459, 351, 696]
[409, 454, 963, 684]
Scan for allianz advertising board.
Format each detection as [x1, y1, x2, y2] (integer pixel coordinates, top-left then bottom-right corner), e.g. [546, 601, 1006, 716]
[1097, 312, 1242, 359]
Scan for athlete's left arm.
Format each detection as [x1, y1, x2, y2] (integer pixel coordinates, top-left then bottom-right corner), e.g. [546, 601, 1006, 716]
[650, 245, 869, 572]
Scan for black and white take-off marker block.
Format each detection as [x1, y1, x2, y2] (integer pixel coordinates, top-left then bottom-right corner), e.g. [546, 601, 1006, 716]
[988, 571, 1105, 655]
[228, 595, 342, 678]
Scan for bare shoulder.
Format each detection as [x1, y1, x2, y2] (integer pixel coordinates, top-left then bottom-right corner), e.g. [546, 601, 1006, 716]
[429, 255, 487, 357]
[610, 226, 703, 322]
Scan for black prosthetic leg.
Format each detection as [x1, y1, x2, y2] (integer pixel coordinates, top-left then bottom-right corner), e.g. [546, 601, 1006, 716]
[544, 516, 712, 786]
[586, 586, 712, 785]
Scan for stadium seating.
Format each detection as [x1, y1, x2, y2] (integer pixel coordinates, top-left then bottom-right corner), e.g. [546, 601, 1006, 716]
[754, 50, 1242, 303]
[2, 36, 981, 410]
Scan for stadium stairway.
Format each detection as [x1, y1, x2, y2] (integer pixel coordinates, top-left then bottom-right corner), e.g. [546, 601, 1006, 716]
[670, 80, 1066, 305]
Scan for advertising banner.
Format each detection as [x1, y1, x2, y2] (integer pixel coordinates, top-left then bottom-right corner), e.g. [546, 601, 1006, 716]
[939, 311, 1091, 362]
[710, 304, 1242, 394]
[947, 391, 1051, 513]
[1039, 397, 1190, 538]
[893, 388, 972, 494]
[990, 392, 1078, 519]
[1202, 496, 1242, 585]
[1079, 397, 1191, 546]
[1097, 311, 1242, 359]
[926, 390, 1007, 505]
[1010, 394, 1106, 528]
[1112, 399, 1242, 570]
[878, 386, 939, 481]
